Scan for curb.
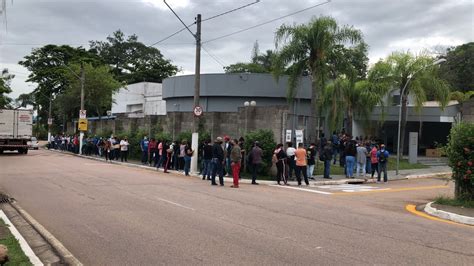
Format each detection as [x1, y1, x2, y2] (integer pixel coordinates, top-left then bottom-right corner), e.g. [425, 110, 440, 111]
[10, 202, 83, 265]
[0, 210, 43, 266]
[44, 149, 451, 186]
[406, 172, 452, 179]
[424, 202, 474, 226]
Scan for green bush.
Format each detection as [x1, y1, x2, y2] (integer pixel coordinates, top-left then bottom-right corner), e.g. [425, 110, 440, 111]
[445, 122, 474, 200]
[244, 129, 276, 175]
[155, 131, 172, 143]
[177, 131, 192, 144]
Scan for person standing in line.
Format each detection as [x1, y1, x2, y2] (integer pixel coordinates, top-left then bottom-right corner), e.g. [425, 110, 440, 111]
[339, 134, 346, 169]
[157, 140, 164, 168]
[120, 137, 129, 162]
[274, 143, 288, 185]
[224, 136, 233, 177]
[172, 140, 180, 170]
[370, 144, 379, 179]
[140, 136, 149, 165]
[104, 138, 111, 162]
[332, 131, 340, 165]
[230, 139, 242, 188]
[295, 143, 309, 186]
[345, 135, 357, 178]
[356, 141, 368, 177]
[323, 140, 333, 179]
[211, 137, 225, 186]
[249, 141, 263, 185]
[306, 143, 316, 179]
[179, 140, 186, 171]
[286, 142, 296, 180]
[163, 141, 172, 173]
[238, 137, 245, 179]
[365, 141, 372, 176]
[183, 142, 193, 176]
[377, 144, 390, 183]
[148, 138, 158, 166]
[202, 139, 213, 180]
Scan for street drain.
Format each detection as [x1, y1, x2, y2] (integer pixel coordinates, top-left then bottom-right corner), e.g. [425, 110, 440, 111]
[0, 194, 12, 204]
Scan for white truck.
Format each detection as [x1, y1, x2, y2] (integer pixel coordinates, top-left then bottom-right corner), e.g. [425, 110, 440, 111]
[0, 109, 34, 154]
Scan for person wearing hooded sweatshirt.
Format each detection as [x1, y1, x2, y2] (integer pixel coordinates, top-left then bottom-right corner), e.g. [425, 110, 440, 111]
[274, 143, 288, 185]
[230, 139, 241, 188]
[211, 137, 225, 186]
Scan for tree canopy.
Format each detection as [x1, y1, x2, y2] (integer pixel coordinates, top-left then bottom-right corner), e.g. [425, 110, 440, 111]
[89, 30, 179, 84]
[273, 16, 363, 141]
[224, 40, 275, 73]
[0, 69, 14, 108]
[439, 42, 473, 93]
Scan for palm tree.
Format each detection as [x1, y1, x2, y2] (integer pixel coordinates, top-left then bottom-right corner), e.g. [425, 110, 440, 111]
[273, 16, 362, 141]
[370, 51, 451, 159]
[450, 90, 474, 121]
[320, 73, 383, 135]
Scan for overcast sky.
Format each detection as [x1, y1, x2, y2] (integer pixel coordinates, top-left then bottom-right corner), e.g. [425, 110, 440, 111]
[0, 0, 472, 99]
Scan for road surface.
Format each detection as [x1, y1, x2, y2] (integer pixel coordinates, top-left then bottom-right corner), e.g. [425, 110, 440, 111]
[0, 149, 472, 265]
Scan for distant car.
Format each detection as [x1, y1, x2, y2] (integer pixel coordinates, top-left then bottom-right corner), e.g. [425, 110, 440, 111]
[27, 137, 39, 150]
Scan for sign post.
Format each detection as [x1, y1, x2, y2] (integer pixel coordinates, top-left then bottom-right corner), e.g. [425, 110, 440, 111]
[79, 109, 86, 154]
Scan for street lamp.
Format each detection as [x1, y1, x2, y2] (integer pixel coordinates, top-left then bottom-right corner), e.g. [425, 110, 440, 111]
[396, 58, 446, 175]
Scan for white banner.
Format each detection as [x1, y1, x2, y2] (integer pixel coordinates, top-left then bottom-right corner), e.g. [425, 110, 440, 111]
[295, 129, 304, 147]
[285, 130, 292, 143]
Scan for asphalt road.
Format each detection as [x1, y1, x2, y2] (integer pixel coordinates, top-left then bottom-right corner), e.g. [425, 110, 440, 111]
[0, 149, 472, 265]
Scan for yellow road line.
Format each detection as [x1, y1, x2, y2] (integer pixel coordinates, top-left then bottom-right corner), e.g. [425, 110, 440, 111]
[332, 185, 449, 195]
[405, 204, 471, 227]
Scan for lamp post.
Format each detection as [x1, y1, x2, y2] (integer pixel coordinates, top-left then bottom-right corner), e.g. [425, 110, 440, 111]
[395, 58, 446, 175]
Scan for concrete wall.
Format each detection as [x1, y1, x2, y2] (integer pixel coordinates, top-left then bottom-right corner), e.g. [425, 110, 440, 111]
[72, 106, 290, 143]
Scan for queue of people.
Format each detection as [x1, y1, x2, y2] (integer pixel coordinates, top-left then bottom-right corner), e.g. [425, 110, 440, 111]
[48, 131, 391, 186]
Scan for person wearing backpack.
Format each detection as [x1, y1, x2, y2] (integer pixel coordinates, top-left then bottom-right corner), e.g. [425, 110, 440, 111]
[183, 141, 193, 176]
[377, 144, 390, 182]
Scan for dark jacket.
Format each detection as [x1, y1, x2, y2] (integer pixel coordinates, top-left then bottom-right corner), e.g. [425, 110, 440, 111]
[323, 144, 333, 160]
[212, 143, 224, 162]
[203, 144, 213, 160]
[345, 140, 357, 157]
[251, 146, 263, 164]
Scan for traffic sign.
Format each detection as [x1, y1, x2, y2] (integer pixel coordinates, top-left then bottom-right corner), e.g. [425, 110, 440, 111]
[47, 118, 53, 125]
[193, 106, 203, 117]
[78, 118, 88, 131]
[79, 110, 87, 119]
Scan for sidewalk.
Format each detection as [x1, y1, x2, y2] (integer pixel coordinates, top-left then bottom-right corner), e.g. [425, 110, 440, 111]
[45, 148, 452, 186]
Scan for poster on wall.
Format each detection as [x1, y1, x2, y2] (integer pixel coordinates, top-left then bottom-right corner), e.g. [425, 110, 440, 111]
[295, 129, 304, 147]
[285, 130, 292, 143]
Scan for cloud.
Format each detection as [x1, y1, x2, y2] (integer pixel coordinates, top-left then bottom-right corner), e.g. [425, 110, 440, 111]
[0, 0, 472, 99]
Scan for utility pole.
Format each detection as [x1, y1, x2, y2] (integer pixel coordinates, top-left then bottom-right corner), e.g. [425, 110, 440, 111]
[79, 62, 85, 155]
[47, 96, 52, 145]
[190, 14, 201, 174]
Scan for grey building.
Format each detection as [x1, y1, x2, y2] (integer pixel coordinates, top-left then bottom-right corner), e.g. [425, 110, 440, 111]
[163, 73, 312, 114]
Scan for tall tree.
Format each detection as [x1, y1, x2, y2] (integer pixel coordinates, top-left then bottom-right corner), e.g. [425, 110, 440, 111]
[19, 45, 101, 125]
[225, 40, 275, 74]
[0, 68, 13, 108]
[55, 63, 122, 122]
[439, 42, 473, 93]
[273, 16, 362, 141]
[370, 51, 451, 158]
[89, 30, 179, 84]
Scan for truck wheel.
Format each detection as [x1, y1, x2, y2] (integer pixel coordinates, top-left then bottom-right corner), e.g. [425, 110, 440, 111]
[24, 148, 28, 154]
[0, 149, 3, 154]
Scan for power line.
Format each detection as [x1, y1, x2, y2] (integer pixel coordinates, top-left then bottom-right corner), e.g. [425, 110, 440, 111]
[201, 0, 260, 22]
[202, 0, 331, 44]
[149, 0, 261, 47]
[202, 45, 226, 68]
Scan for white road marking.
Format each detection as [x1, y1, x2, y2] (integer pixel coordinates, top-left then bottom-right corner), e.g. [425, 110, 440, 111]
[0, 210, 43, 266]
[156, 197, 196, 211]
[317, 184, 390, 193]
[270, 185, 332, 195]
